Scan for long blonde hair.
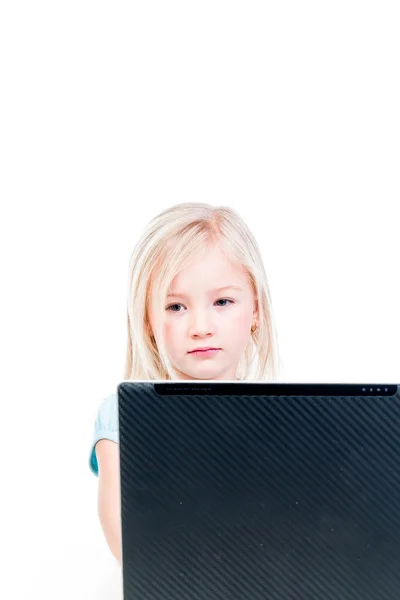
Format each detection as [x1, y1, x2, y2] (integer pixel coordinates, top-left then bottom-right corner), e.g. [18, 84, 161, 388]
[124, 202, 282, 381]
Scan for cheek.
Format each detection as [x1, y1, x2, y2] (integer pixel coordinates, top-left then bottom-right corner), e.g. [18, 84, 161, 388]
[228, 306, 253, 330]
[163, 319, 173, 338]
[163, 318, 184, 346]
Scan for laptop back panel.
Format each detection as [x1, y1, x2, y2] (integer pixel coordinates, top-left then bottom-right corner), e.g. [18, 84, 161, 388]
[119, 382, 400, 600]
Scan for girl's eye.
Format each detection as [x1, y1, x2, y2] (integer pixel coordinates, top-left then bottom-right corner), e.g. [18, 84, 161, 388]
[215, 298, 233, 307]
[166, 299, 233, 311]
[166, 303, 185, 312]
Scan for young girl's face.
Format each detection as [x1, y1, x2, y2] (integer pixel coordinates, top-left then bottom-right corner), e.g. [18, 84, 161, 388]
[149, 245, 258, 380]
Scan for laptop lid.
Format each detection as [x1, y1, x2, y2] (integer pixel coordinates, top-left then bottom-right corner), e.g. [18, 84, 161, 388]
[118, 381, 400, 600]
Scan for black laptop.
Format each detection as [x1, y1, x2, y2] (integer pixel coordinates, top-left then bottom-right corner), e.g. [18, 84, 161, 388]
[118, 381, 400, 600]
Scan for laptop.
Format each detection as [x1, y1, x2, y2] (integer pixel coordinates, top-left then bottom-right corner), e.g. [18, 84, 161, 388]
[118, 381, 400, 600]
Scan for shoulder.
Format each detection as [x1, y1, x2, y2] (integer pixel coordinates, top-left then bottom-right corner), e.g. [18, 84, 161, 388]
[95, 392, 118, 429]
[89, 392, 119, 476]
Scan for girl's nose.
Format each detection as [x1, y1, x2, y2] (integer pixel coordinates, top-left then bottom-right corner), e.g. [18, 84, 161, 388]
[189, 311, 215, 337]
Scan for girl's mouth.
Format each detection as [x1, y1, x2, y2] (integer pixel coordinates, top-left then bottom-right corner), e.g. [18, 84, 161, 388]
[188, 348, 221, 356]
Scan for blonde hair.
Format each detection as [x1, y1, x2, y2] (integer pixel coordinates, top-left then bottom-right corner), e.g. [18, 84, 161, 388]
[124, 202, 282, 381]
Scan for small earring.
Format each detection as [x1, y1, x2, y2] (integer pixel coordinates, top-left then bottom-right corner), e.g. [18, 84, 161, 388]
[251, 323, 257, 333]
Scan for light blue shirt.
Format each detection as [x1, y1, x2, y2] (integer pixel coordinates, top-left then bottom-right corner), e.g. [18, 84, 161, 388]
[89, 393, 119, 477]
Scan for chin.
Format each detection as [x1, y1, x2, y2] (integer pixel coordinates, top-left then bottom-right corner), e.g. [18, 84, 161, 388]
[184, 365, 231, 381]
[184, 371, 217, 381]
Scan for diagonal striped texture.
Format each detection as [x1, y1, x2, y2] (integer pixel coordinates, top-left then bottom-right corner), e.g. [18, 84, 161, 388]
[119, 382, 400, 600]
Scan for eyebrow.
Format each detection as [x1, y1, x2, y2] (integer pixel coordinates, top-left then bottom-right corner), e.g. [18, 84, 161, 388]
[167, 285, 244, 298]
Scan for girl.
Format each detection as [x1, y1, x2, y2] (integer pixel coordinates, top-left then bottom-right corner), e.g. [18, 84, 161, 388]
[89, 202, 282, 563]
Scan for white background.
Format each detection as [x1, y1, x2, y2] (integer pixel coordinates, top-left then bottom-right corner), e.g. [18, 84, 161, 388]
[1, 1, 399, 598]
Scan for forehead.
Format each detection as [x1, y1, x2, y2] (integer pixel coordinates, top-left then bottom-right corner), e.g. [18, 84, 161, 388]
[169, 245, 250, 291]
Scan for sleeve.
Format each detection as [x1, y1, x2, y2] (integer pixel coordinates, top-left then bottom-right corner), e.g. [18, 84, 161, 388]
[89, 393, 119, 477]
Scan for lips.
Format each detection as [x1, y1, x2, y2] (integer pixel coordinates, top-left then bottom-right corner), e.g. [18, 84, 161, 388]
[189, 347, 220, 353]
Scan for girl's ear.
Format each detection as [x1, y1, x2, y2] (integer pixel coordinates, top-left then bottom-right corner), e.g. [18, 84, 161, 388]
[251, 302, 259, 334]
[145, 318, 154, 339]
[252, 298, 259, 326]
